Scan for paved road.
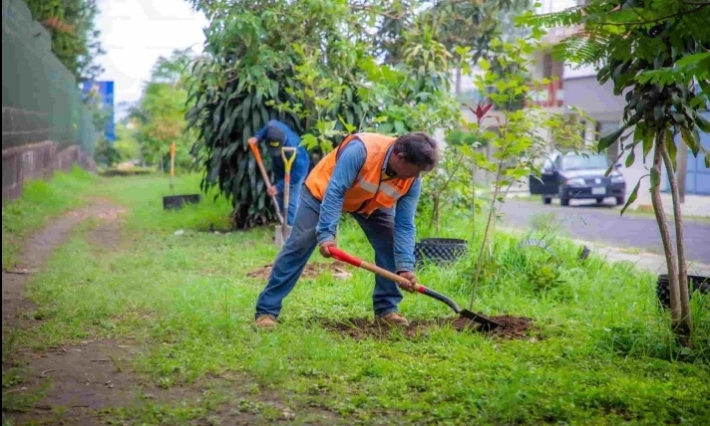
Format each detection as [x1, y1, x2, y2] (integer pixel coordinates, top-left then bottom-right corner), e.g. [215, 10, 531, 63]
[498, 199, 710, 265]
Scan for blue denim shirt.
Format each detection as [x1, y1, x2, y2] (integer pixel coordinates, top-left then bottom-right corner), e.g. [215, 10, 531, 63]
[316, 138, 421, 272]
[253, 120, 310, 194]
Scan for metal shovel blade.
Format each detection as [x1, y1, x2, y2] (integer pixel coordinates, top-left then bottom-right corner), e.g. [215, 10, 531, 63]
[274, 225, 292, 248]
[458, 308, 501, 332]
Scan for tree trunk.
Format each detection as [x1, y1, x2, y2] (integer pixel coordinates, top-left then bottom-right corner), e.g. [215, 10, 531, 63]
[469, 162, 503, 310]
[651, 133, 682, 330]
[660, 140, 692, 343]
[676, 141, 688, 204]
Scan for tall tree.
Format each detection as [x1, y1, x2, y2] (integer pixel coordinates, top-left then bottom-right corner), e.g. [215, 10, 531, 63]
[131, 49, 198, 170]
[523, 0, 710, 345]
[186, 0, 462, 228]
[25, 0, 105, 82]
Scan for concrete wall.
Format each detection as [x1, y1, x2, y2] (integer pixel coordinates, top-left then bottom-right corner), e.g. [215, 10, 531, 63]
[2, 142, 96, 205]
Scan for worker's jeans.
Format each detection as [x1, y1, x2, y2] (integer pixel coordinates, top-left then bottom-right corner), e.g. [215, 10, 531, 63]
[255, 188, 402, 319]
[276, 182, 302, 227]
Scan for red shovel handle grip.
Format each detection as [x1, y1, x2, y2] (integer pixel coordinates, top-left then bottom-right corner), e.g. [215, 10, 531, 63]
[327, 247, 362, 267]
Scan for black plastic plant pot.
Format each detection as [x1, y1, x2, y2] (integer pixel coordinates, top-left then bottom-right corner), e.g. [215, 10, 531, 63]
[414, 238, 468, 269]
[656, 274, 710, 309]
[162, 194, 201, 210]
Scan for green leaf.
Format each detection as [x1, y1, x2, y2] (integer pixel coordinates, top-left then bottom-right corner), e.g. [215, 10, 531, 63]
[680, 126, 699, 156]
[625, 148, 636, 168]
[675, 52, 710, 67]
[598, 126, 625, 151]
[642, 131, 654, 163]
[654, 105, 665, 121]
[394, 121, 406, 134]
[620, 176, 646, 216]
[696, 114, 710, 133]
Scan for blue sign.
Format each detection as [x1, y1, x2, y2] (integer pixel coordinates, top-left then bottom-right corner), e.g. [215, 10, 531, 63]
[81, 80, 115, 143]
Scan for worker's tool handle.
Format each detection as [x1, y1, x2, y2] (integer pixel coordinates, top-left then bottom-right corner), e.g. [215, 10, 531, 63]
[327, 247, 424, 293]
[248, 140, 284, 225]
[281, 147, 297, 173]
[248, 141, 271, 184]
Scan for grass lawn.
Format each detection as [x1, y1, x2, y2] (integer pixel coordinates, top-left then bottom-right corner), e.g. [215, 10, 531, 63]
[3, 172, 709, 425]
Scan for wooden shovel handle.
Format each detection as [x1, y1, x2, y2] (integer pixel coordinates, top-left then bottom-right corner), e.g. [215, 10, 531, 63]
[248, 141, 272, 186]
[249, 140, 284, 225]
[327, 247, 423, 293]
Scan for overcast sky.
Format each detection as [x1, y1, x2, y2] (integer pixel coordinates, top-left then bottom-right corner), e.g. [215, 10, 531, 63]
[94, 0, 209, 119]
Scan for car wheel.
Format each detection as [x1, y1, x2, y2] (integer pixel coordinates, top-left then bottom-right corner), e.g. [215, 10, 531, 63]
[615, 196, 625, 206]
[543, 196, 552, 205]
[595, 198, 604, 204]
[560, 197, 570, 206]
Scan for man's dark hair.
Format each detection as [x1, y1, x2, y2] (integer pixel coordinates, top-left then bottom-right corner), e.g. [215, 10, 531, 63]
[393, 132, 439, 170]
[266, 125, 286, 143]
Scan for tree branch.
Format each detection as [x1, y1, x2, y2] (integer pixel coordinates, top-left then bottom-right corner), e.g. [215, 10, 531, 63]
[596, 5, 708, 27]
[651, 132, 681, 328]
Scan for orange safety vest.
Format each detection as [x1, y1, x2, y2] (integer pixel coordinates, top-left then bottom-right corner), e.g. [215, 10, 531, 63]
[305, 133, 417, 215]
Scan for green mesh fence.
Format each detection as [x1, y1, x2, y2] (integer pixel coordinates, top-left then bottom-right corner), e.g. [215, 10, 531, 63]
[2, 0, 95, 156]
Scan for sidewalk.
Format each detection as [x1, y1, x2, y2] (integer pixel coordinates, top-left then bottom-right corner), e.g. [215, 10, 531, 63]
[574, 238, 710, 276]
[498, 177, 709, 218]
[500, 227, 710, 276]
[632, 193, 709, 218]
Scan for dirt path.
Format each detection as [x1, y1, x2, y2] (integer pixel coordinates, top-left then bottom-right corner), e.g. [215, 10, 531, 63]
[2, 200, 338, 425]
[2, 201, 126, 328]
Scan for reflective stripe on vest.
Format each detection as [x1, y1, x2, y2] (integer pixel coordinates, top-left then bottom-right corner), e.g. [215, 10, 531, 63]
[355, 176, 403, 200]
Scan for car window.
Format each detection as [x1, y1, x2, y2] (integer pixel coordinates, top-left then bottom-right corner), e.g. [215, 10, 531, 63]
[560, 154, 609, 171]
[542, 157, 553, 171]
[554, 155, 563, 169]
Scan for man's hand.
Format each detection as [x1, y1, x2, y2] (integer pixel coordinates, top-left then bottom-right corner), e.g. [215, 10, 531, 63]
[319, 241, 336, 258]
[248, 137, 258, 146]
[266, 186, 278, 197]
[397, 271, 418, 293]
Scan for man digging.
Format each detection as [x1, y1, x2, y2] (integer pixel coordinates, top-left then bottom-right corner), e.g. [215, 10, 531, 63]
[248, 120, 310, 227]
[254, 132, 439, 328]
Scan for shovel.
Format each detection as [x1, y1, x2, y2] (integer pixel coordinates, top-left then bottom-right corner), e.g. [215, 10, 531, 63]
[327, 247, 502, 331]
[248, 140, 285, 238]
[279, 147, 297, 243]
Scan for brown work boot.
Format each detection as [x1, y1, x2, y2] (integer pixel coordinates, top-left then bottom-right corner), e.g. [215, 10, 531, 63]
[376, 312, 410, 327]
[255, 315, 277, 328]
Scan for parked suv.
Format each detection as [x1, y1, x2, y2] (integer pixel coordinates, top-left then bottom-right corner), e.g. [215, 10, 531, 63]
[528, 152, 627, 206]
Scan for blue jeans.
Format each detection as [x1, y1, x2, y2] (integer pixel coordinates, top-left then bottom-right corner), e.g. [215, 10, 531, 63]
[276, 182, 302, 227]
[255, 187, 402, 319]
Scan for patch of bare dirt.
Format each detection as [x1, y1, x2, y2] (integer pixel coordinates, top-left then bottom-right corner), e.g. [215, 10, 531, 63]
[247, 261, 352, 280]
[316, 315, 535, 341]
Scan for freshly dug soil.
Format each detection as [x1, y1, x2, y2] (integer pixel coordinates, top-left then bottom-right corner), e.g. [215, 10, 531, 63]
[247, 261, 351, 280]
[316, 315, 534, 341]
